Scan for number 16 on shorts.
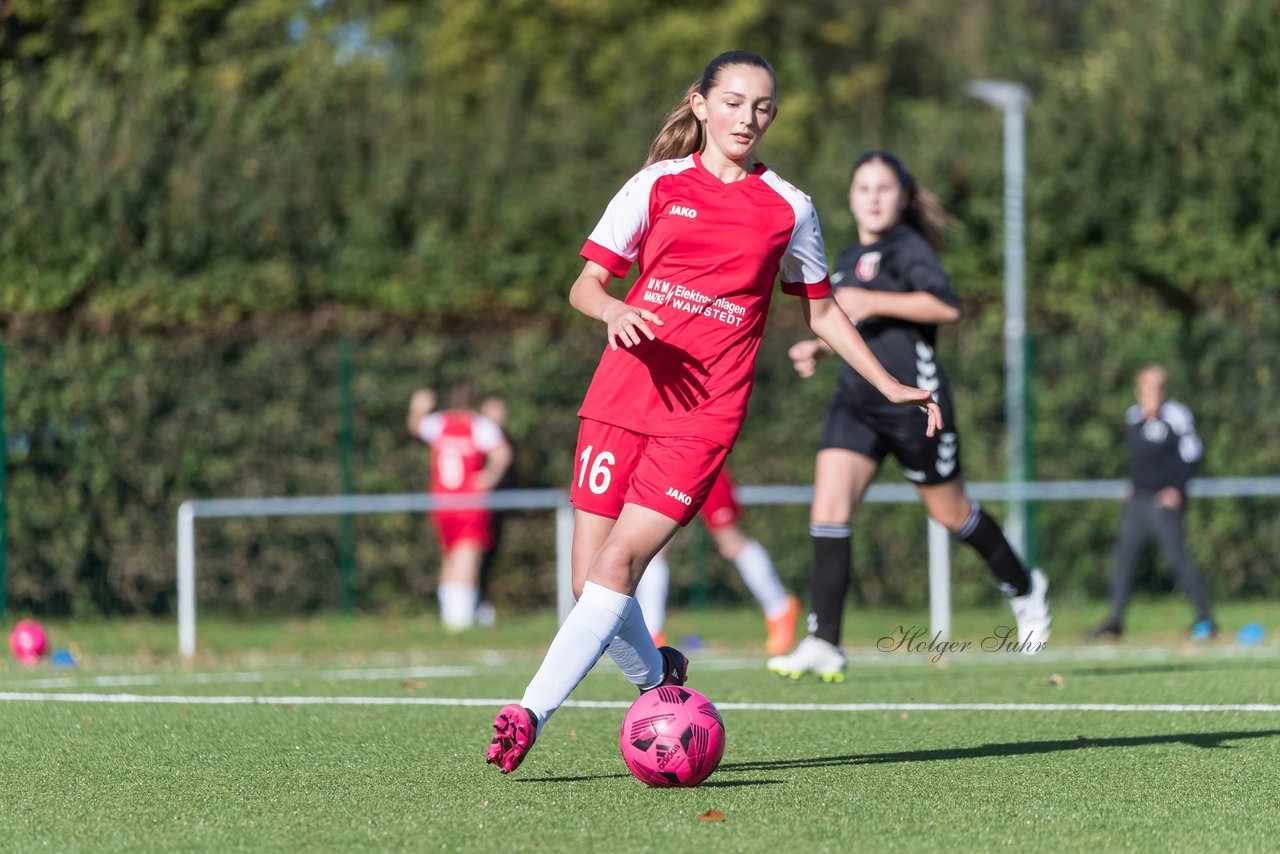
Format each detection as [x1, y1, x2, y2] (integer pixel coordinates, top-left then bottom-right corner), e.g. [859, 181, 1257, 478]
[578, 445, 615, 495]
[570, 419, 643, 520]
[569, 418, 728, 526]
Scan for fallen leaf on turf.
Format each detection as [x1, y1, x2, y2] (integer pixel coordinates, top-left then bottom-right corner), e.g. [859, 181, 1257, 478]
[899, 712, 909, 720]
[569, 729, 579, 740]
[698, 809, 726, 823]
[402, 680, 428, 691]
[1047, 673, 1065, 687]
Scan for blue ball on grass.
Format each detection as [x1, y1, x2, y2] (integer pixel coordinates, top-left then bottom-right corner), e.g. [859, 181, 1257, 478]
[1236, 623, 1265, 646]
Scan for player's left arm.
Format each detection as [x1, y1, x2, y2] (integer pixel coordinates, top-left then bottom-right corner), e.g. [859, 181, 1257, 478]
[1158, 402, 1204, 508]
[837, 246, 962, 325]
[803, 295, 943, 436]
[474, 437, 514, 492]
[835, 288, 961, 325]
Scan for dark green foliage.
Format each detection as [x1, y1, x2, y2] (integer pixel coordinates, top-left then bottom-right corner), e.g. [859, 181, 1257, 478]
[2, 0, 1279, 613]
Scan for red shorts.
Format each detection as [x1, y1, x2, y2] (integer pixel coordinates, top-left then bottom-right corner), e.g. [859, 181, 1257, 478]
[430, 511, 494, 553]
[699, 468, 741, 531]
[570, 419, 729, 526]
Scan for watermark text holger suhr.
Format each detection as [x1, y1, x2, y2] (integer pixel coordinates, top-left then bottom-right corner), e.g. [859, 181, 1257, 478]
[877, 625, 1046, 662]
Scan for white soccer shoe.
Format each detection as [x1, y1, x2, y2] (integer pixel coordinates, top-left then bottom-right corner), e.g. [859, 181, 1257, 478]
[1010, 568, 1052, 654]
[766, 635, 847, 682]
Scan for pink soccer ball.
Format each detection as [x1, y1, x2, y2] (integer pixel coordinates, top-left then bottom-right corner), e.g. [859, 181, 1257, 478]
[9, 619, 48, 664]
[620, 685, 726, 787]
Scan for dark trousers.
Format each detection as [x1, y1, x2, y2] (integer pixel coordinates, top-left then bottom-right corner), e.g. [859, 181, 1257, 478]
[1105, 496, 1213, 628]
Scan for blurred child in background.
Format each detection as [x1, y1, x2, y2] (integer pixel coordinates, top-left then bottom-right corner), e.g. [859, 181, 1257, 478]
[407, 384, 512, 631]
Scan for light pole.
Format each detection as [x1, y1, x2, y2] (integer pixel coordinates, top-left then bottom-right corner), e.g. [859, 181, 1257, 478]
[964, 79, 1031, 560]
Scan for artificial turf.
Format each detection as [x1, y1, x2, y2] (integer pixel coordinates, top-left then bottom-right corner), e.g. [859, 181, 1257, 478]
[2, 601, 1277, 852]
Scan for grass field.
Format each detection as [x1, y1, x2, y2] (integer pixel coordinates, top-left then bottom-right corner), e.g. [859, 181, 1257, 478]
[3, 599, 1278, 852]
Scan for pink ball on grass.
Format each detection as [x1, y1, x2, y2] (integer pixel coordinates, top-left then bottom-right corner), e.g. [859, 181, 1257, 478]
[9, 619, 49, 664]
[619, 685, 726, 788]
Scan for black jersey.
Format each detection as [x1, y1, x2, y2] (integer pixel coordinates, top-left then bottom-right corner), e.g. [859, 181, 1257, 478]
[1125, 401, 1202, 495]
[830, 224, 961, 408]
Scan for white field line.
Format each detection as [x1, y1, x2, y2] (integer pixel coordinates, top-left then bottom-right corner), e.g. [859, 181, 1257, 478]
[4, 644, 1276, 689]
[9, 665, 479, 690]
[2, 692, 1280, 713]
[7, 645, 1269, 691]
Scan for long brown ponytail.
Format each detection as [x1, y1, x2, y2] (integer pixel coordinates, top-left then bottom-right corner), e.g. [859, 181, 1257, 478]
[645, 81, 703, 166]
[852, 150, 955, 252]
[644, 50, 776, 167]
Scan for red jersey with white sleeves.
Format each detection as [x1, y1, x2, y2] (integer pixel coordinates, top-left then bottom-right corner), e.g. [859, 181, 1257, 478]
[578, 152, 831, 448]
[417, 410, 504, 494]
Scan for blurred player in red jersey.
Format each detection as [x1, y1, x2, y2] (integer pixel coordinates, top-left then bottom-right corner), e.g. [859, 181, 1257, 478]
[487, 50, 941, 775]
[407, 384, 512, 631]
[635, 467, 800, 654]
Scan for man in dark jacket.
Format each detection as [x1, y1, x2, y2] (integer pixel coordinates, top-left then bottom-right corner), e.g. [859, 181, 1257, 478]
[1092, 365, 1216, 641]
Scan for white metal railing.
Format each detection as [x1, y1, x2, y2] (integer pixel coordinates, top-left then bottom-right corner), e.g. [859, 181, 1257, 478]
[176, 489, 572, 659]
[175, 477, 1280, 658]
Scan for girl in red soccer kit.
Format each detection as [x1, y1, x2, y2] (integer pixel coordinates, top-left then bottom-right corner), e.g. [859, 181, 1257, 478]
[487, 51, 942, 774]
[407, 386, 513, 631]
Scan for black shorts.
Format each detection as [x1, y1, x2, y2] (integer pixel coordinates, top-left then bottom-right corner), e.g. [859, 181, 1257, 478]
[819, 387, 962, 485]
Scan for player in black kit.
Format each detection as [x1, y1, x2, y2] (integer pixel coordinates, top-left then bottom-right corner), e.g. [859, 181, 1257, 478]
[1091, 365, 1216, 642]
[768, 151, 1051, 681]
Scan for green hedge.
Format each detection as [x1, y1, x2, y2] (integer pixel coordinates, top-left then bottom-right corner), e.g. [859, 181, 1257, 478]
[6, 297, 1278, 615]
[4, 0, 1280, 614]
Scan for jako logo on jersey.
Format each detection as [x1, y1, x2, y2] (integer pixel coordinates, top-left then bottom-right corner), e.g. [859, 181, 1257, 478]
[668, 205, 698, 218]
[665, 487, 693, 506]
[855, 251, 882, 282]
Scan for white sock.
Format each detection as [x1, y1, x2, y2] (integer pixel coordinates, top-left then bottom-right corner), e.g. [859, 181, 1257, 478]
[634, 554, 669, 635]
[734, 539, 790, 618]
[603, 597, 665, 691]
[519, 581, 630, 733]
[437, 582, 478, 630]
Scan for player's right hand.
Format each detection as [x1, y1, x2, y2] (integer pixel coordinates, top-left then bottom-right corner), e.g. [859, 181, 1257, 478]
[601, 303, 664, 351]
[411, 388, 437, 412]
[881, 385, 943, 437]
[788, 339, 825, 378]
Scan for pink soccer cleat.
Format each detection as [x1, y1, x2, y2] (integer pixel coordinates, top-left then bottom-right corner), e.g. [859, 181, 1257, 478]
[486, 704, 537, 774]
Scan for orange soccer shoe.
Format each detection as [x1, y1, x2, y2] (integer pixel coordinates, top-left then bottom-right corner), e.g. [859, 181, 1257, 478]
[765, 595, 801, 657]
